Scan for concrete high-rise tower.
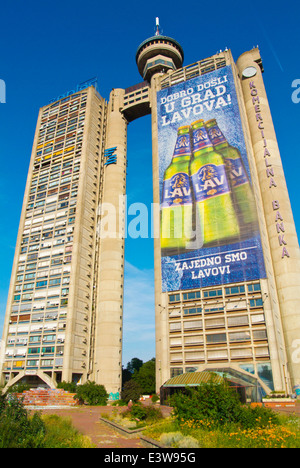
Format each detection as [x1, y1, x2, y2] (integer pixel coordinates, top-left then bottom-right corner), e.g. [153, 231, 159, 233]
[0, 82, 126, 398]
[135, 22, 300, 398]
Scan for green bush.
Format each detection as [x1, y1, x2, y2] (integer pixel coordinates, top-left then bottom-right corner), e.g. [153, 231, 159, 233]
[0, 395, 45, 448]
[74, 381, 108, 406]
[237, 404, 279, 429]
[171, 382, 279, 430]
[6, 383, 31, 394]
[57, 381, 77, 393]
[130, 403, 148, 420]
[121, 401, 163, 424]
[171, 382, 241, 426]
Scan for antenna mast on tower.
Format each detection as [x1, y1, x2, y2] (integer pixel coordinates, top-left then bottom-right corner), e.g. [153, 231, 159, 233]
[155, 17, 160, 36]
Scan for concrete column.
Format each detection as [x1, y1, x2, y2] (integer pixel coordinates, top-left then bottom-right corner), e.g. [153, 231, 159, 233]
[237, 50, 300, 393]
[94, 89, 127, 397]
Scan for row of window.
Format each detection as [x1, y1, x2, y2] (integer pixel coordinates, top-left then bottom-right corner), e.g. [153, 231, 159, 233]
[173, 298, 263, 318]
[169, 313, 265, 332]
[169, 283, 261, 303]
[6, 346, 63, 356]
[8, 334, 62, 344]
[170, 329, 268, 347]
[170, 345, 270, 363]
[3, 359, 63, 370]
[13, 294, 69, 306]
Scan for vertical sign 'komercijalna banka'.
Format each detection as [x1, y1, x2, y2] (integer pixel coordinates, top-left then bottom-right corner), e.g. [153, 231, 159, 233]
[157, 65, 267, 292]
[249, 80, 290, 259]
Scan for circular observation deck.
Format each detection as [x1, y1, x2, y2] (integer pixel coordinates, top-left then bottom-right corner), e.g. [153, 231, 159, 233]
[136, 35, 184, 81]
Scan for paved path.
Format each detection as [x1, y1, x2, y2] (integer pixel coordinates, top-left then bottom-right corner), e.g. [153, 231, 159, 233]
[40, 406, 144, 448]
[273, 404, 300, 417]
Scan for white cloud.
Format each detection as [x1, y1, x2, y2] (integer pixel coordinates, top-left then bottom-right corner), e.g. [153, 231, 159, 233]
[122, 261, 156, 365]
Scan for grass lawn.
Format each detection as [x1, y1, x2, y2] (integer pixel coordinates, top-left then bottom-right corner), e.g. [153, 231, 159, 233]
[41, 414, 95, 448]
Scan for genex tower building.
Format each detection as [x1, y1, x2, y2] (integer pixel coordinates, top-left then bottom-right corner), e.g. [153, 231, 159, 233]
[1, 20, 300, 399]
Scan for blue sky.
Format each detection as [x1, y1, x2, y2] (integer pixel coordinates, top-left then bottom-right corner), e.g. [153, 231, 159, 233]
[0, 0, 299, 366]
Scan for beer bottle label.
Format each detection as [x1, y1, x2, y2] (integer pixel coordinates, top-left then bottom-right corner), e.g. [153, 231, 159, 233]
[174, 134, 191, 157]
[207, 125, 227, 146]
[192, 127, 212, 152]
[226, 158, 249, 187]
[161, 172, 193, 207]
[192, 163, 230, 202]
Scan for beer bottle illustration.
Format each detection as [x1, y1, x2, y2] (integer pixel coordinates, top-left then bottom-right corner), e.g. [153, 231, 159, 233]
[190, 119, 240, 247]
[160, 125, 194, 256]
[205, 119, 258, 238]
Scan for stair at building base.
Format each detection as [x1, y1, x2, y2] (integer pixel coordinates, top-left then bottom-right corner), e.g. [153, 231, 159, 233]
[16, 388, 79, 406]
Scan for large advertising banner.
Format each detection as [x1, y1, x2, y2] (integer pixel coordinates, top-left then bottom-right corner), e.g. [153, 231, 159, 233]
[157, 65, 266, 292]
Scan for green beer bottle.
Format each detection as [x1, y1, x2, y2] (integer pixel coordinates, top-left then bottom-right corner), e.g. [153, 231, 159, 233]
[160, 125, 194, 256]
[205, 119, 258, 238]
[190, 119, 239, 247]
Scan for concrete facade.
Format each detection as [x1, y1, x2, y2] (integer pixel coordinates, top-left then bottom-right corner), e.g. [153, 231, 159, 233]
[148, 48, 300, 395]
[1, 29, 300, 399]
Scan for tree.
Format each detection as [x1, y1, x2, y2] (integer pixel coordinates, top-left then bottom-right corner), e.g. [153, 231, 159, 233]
[126, 357, 143, 375]
[122, 366, 132, 386]
[121, 380, 142, 403]
[132, 358, 156, 394]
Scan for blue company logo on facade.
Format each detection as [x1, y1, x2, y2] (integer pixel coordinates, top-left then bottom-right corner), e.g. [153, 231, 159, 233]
[0, 79, 6, 103]
[49, 77, 98, 104]
[104, 147, 117, 166]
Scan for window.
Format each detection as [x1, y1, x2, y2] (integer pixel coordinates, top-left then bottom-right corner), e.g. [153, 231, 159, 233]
[170, 368, 183, 378]
[29, 336, 41, 343]
[206, 333, 227, 344]
[225, 285, 245, 295]
[249, 298, 263, 308]
[247, 283, 261, 293]
[42, 347, 55, 354]
[185, 351, 205, 361]
[205, 317, 225, 328]
[227, 315, 249, 327]
[43, 335, 56, 342]
[41, 359, 54, 367]
[49, 278, 61, 287]
[183, 320, 202, 330]
[25, 273, 36, 280]
[27, 360, 39, 367]
[28, 348, 40, 354]
[184, 335, 204, 345]
[169, 294, 180, 303]
[184, 307, 202, 316]
[170, 322, 181, 332]
[36, 280, 48, 289]
[253, 330, 267, 340]
[204, 306, 224, 314]
[203, 289, 222, 298]
[251, 314, 265, 324]
[183, 291, 201, 301]
[229, 331, 251, 342]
